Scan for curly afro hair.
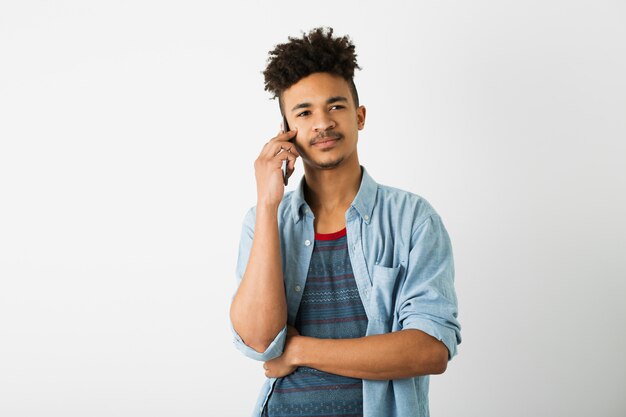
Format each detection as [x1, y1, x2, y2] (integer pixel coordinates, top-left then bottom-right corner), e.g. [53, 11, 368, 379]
[263, 27, 361, 113]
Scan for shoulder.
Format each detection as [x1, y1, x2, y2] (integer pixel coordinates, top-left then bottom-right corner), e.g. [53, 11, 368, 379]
[374, 182, 439, 226]
[372, 183, 452, 259]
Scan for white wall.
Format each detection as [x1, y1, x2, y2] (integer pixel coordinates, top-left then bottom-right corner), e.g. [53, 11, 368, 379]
[1, 1, 625, 416]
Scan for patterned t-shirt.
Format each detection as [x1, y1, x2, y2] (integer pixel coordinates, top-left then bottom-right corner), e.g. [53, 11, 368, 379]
[263, 228, 368, 416]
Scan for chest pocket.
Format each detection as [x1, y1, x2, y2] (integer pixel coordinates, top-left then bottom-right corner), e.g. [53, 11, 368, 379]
[369, 264, 402, 324]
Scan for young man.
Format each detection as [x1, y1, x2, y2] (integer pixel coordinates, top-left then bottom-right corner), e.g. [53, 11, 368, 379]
[230, 27, 461, 417]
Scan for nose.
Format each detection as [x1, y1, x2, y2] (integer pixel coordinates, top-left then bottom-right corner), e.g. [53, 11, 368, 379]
[312, 112, 336, 132]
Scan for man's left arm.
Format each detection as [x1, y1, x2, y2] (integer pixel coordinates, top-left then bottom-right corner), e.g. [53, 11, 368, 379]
[265, 213, 461, 380]
[264, 327, 448, 380]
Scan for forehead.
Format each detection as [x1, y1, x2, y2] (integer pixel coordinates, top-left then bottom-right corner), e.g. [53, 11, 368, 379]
[282, 72, 352, 108]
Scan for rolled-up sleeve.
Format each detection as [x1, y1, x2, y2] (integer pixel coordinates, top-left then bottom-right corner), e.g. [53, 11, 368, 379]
[397, 213, 461, 359]
[230, 208, 287, 361]
[230, 322, 287, 361]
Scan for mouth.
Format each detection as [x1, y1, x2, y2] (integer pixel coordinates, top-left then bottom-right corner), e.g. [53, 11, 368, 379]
[312, 138, 339, 149]
[311, 132, 342, 149]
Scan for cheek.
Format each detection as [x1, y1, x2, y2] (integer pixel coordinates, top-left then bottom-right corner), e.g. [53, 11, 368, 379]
[294, 127, 310, 144]
[290, 120, 306, 133]
[293, 133, 306, 149]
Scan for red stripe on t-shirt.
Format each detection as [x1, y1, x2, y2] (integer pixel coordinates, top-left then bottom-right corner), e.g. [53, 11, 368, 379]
[315, 227, 347, 241]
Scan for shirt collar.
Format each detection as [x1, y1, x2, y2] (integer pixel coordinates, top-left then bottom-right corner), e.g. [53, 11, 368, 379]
[290, 166, 378, 224]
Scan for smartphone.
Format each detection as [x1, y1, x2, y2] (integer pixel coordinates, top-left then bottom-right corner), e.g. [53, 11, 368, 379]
[282, 115, 294, 186]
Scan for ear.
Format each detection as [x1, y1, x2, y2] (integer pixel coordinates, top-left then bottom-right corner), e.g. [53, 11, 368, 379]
[356, 105, 366, 130]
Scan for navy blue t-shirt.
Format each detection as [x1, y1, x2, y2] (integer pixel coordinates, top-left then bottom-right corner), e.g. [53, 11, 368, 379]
[263, 228, 368, 416]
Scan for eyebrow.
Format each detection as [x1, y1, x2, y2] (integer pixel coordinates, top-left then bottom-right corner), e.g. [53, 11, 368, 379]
[290, 96, 348, 112]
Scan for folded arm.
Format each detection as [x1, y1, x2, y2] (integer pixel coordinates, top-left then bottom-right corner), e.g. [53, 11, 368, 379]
[264, 327, 448, 380]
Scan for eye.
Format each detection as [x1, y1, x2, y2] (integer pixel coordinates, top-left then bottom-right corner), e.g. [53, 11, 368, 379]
[296, 110, 311, 117]
[330, 105, 345, 111]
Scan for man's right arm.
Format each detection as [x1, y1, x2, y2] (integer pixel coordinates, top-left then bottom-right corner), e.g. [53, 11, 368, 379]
[229, 129, 299, 357]
[230, 203, 287, 353]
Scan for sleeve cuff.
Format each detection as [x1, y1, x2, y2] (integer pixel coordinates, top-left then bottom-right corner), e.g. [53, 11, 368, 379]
[230, 323, 287, 362]
[401, 316, 460, 360]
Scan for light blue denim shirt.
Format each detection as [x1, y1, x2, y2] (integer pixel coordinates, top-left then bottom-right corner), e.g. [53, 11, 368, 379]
[232, 166, 461, 417]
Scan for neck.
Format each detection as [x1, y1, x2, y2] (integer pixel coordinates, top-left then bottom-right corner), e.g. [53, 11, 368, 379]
[302, 158, 362, 215]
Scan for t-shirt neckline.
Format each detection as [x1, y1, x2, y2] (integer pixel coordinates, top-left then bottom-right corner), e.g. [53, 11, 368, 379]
[315, 228, 347, 241]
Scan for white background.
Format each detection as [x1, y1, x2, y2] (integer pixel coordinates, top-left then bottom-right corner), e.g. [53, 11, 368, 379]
[1, 1, 625, 416]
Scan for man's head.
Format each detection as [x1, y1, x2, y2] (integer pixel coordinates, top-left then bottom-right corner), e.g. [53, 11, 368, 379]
[263, 27, 361, 114]
[263, 27, 365, 171]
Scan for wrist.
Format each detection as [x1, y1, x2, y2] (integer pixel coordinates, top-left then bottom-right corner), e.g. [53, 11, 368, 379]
[288, 335, 310, 367]
[256, 200, 280, 214]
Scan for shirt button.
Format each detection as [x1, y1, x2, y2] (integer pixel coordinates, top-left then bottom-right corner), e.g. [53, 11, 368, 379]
[304, 239, 311, 246]
[295, 285, 302, 292]
[364, 215, 369, 221]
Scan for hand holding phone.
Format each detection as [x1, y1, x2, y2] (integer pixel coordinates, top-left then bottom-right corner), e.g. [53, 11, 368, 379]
[253, 126, 299, 209]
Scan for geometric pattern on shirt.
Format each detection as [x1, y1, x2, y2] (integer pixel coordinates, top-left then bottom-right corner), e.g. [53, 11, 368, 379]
[264, 228, 368, 417]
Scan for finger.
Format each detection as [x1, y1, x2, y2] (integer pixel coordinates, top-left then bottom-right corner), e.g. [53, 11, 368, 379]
[286, 157, 297, 178]
[269, 128, 298, 143]
[286, 165, 295, 182]
[255, 152, 298, 177]
[288, 145, 301, 157]
[257, 149, 298, 171]
[275, 144, 300, 158]
[261, 130, 299, 156]
[262, 130, 294, 148]
[275, 151, 298, 170]
[262, 141, 301, 159]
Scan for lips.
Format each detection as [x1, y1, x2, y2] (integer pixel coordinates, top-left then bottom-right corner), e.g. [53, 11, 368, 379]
[313, 139, 339, 149]
[311, 132, 342, 149]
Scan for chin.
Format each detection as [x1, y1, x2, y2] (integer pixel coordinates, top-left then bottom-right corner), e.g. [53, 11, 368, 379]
[315, 157, 344, 169]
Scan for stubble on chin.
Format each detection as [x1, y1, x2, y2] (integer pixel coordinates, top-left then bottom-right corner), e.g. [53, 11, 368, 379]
[316, 157, 344, 169]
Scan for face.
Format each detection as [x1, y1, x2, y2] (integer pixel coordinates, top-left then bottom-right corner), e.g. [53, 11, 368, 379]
[281, 72, 366, 170]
